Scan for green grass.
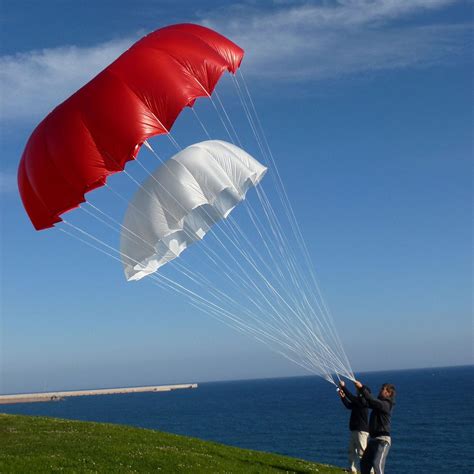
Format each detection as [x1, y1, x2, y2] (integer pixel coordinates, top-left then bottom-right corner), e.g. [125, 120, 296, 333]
[0, 413, 343, 473]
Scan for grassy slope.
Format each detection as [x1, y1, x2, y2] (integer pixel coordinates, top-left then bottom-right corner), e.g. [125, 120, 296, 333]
[0, 414, 343, 473]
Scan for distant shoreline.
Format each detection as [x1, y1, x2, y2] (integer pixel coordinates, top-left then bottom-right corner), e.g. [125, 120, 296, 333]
[0, 383, 198, 405]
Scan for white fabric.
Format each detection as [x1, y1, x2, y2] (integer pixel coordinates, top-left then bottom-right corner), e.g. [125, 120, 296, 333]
[121, 140, 267, 281]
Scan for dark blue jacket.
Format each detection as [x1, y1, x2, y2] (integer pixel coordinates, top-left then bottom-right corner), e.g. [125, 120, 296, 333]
[340, 386, 369, 432]
[360, 385, 395, 438]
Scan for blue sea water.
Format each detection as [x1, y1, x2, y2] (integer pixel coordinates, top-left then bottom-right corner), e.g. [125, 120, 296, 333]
[2, 366, 473, 473]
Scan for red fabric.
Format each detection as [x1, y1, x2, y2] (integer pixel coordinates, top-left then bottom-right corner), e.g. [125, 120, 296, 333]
[18, 23, 244, 230]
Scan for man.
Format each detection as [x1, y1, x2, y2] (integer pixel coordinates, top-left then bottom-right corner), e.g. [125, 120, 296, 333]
[338, 380, 370, 473]
[354, 380, 396, 474]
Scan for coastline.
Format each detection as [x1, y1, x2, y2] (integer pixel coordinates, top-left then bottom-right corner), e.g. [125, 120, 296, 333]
[0, 383, 198, 405]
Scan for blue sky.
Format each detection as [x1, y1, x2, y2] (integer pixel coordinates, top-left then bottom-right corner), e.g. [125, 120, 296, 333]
[0, 0, 472, 394]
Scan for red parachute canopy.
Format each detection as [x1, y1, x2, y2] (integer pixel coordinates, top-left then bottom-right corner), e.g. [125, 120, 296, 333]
[18, 24, 244, 230]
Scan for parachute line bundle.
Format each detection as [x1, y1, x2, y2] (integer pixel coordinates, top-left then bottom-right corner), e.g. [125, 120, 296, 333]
[121, 140, 267, 280]
[18, 23, 354, 386]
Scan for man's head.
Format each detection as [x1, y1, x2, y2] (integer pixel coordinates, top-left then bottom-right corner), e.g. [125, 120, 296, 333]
[379, 383, 396, 399]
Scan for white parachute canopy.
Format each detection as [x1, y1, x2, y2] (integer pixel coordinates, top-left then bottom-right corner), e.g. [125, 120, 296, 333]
[121, 140, 267, 281]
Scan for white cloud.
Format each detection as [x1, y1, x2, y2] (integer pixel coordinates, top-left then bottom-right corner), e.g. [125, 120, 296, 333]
[0, 37, 136, 123]
[200, 0, 469, 80]
[0, 1, 469, 124]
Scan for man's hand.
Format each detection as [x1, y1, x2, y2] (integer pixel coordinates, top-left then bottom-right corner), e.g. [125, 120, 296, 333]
[338, 389, 345, 398]
[354, 380, 363, 390]
[339, 380, 345, 388]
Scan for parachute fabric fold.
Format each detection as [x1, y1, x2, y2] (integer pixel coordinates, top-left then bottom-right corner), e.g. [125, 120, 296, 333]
[121, 140, 267, 281]
[18, 24, 244, 231]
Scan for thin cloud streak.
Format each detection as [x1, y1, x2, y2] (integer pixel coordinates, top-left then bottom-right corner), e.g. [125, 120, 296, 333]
[0, 37, 136, 123]
[0, 1, 469, 123]
[201, 0, 468, 80]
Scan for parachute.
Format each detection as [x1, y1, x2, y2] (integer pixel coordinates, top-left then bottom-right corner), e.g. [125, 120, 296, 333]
[18, 24, 243, 230]
[121, 140, 266, 281]
[18, 23, 354, 386]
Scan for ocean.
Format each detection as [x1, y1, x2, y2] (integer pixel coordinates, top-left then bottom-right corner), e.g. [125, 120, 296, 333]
[2, 365, 473, 473]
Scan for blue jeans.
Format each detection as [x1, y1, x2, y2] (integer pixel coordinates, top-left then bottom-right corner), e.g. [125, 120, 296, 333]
[360, 437, 390, 474]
